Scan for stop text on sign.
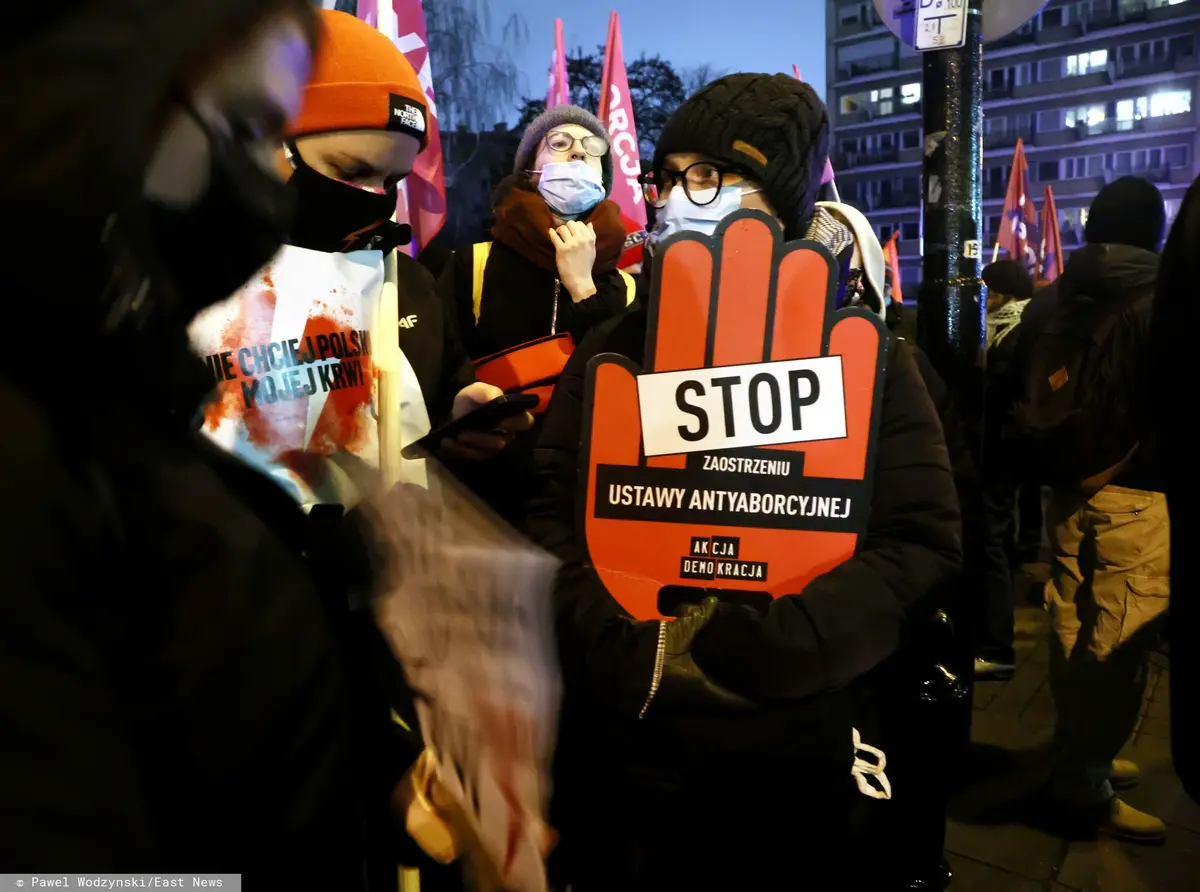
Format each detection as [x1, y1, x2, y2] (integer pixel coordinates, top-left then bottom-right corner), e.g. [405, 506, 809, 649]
[635, 356, 847, 457]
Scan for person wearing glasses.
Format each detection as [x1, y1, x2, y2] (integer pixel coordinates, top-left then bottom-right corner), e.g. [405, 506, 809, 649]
[523, 74, 962, 889]
[435, 105, 636, 523]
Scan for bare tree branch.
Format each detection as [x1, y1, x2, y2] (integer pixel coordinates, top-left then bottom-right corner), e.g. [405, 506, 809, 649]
[425, 0, 528, 132]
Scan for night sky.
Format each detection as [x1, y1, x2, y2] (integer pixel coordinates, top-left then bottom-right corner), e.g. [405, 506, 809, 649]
[481, 1, 829, 114]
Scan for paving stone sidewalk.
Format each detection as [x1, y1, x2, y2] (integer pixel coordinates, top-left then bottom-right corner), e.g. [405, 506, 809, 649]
[945, 568, 1194, 892]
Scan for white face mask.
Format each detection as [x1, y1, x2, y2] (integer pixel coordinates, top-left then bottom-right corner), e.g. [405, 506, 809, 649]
[651, 183, 759, 246]
[536, 160, 606, 219]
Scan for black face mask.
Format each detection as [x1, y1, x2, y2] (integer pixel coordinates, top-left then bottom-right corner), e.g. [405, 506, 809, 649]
[285, 144, 403, 254]
[145, 107, 294, 317]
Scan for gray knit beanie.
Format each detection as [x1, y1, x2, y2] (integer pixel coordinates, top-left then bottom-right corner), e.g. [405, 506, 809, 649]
[513, 104, 613, 195]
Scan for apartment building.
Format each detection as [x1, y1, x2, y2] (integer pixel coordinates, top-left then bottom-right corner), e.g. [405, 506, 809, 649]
[826, 0, 1199, 286]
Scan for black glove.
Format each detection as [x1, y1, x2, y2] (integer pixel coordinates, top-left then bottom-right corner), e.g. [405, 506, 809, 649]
[650, 597, 754, 713]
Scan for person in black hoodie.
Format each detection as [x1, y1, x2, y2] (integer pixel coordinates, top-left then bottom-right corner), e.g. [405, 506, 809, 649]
[0, 1, 404, 884]
[1028, 177, 1168, 841]
[524, 74, 962, 890]
[975, 259, 1036, 681]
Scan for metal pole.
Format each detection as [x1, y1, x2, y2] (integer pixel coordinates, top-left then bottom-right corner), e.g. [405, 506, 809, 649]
[885, 1, 986, 889]
[918, 0, 985, 448]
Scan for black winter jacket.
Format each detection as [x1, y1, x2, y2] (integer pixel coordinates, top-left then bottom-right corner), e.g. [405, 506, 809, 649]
[1009, 244, 1161, 490]
[524, 304, 962, 743]
[435, 231, 632, 525]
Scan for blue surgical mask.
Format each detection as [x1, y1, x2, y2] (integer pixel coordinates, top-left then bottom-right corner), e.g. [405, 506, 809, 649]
[536, 161, 606, 219]
[650, 183, 759, 247]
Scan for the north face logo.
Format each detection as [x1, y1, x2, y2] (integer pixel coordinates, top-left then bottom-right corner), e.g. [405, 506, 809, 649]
[388, 94, 427, 136]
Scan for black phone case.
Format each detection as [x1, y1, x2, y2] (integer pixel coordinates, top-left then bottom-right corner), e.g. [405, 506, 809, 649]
[401, 394, 539, 459]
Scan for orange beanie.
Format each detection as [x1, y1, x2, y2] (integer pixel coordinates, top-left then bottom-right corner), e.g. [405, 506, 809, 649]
[288, 9, 430, 149]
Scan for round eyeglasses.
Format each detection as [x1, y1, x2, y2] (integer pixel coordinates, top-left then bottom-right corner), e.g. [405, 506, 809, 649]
[639, 161, 750, 208]
[544, 129, 609, 157]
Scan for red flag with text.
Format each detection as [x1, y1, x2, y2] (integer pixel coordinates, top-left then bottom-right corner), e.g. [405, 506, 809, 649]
[546, 19, 569, 108]
[997, 138, 1038, 275]
[598, 11, 647, 228]
[359, 0, 447, 253]
[1039, 185, 1063, 283]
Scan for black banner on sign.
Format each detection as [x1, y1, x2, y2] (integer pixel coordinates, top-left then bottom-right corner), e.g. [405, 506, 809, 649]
[593, 463, 869, 533]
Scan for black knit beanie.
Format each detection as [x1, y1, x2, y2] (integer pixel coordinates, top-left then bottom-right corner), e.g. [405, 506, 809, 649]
[653, 73, 829, 237]
[982, 259, 1034, 299]
[1085, 176, 1166, 252]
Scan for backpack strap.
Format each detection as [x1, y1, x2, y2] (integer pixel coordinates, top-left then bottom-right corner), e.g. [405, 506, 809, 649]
[471, 241, 492, 325]
[618, 269, 636, 306]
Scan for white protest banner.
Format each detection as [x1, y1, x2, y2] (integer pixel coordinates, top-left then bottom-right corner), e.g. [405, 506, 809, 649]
[366, 465, 561, 892]
[189, 245, 429, 505]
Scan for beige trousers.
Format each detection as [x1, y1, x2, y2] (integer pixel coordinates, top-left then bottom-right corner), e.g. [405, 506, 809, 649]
[1044, 485, 1170, 804]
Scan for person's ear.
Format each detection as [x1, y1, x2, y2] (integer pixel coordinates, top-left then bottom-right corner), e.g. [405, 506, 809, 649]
[273, 146, 294, 182]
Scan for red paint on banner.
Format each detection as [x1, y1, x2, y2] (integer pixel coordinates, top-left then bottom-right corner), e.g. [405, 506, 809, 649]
[200, 283, 374, 461]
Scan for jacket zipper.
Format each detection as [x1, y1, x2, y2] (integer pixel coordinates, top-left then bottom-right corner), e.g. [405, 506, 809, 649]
[550, 279, 561, 336]
[638, 620, 667, 719]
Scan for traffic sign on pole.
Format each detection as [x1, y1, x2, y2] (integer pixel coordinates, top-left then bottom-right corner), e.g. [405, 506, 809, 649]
[915, 0, 967, 52]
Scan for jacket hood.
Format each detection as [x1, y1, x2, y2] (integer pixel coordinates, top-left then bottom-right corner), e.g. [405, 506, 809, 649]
[0, 0, 303, 411]
[2, 1, 298, 237]
[1058, 243, 1159, 306]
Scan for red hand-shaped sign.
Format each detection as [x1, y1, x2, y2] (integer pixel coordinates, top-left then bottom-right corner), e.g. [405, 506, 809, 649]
[579, 211, 889, 620]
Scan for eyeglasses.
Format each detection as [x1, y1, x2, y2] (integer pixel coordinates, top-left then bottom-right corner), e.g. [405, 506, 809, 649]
[639, 161, 752, 208]
[544, 130, 609, 157]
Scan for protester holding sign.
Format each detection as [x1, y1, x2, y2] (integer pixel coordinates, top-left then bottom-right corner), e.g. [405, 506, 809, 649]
[435, 105, 637, 522]
[525, 73, 962, 888]
[0, 0, 401, 884]
[275, 10, 532, 465]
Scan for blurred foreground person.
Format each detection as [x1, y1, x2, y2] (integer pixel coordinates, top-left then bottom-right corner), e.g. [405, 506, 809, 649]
[527, 74, 962, 889]
[0, 1, 399, 883]
[1150, 175, 1198, 806]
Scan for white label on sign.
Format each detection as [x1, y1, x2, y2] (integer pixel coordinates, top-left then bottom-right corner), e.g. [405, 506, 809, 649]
[636, 357, 847, 457]
[916, 0, 967, 51]
[964, 239, 980, 259]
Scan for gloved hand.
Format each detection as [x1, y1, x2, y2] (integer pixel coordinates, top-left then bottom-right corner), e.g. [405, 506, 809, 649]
[645, 597, 754, 714]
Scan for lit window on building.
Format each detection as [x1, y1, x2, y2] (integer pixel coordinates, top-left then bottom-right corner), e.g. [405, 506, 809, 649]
[1066, 50, 1108, 76]
[870, 87, 894, 116]
[1149, 90, 1191, 118]
[900, 83, 921, 105]
[1065, 105, 1106, 127]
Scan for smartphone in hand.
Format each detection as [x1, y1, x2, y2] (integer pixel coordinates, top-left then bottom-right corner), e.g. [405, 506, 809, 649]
[401, 394, 539, 460]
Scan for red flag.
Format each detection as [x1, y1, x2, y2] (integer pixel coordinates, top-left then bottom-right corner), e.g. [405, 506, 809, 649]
[996, 138, 1039, 275]
[792, 67, 836, 189]
[1039, 185, 1063, 283]
[883, 231, 903, 304]
[546, 19, 569, 108]
[598, 12, 647, 228]
[359, 0, 446, 253]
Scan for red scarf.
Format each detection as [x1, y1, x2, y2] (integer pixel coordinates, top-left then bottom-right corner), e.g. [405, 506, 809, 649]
[491, 187, 626, 274]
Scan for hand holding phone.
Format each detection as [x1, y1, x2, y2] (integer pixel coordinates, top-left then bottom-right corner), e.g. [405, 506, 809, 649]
[402, 390, 538, 460]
